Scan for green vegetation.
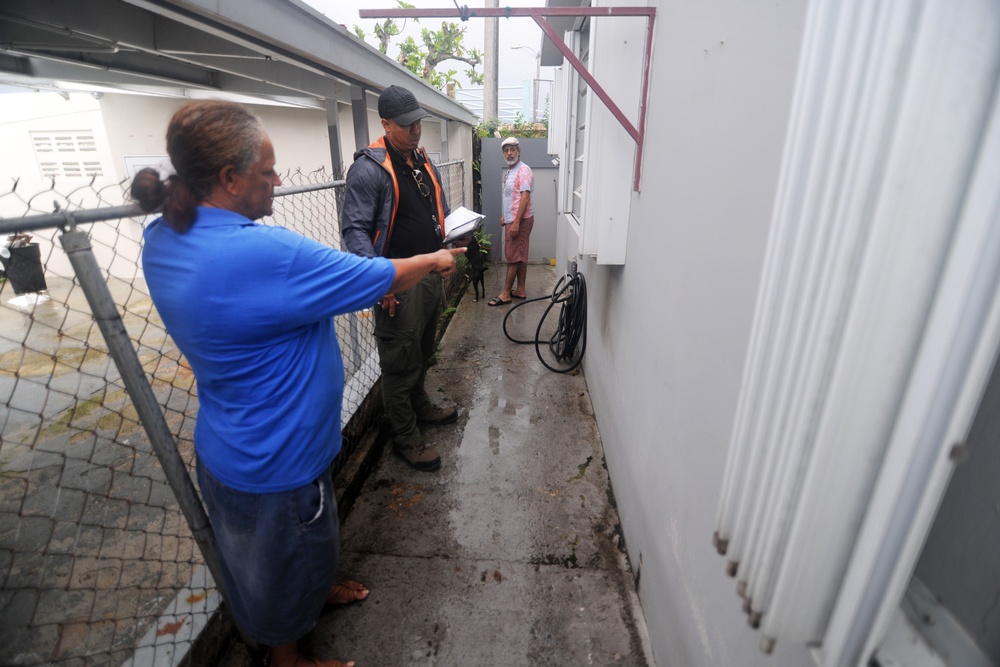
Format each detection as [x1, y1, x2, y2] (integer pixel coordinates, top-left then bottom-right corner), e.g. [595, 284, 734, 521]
[477, 111, 548, 139]
[353, 1, 483, 90]
[474, 225, 493, 255]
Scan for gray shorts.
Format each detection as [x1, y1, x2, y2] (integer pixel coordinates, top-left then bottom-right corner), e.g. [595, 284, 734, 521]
[196, 461, 339, 646]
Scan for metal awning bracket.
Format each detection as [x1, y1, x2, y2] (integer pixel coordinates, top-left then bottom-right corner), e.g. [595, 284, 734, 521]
[358, 6, 656, 191]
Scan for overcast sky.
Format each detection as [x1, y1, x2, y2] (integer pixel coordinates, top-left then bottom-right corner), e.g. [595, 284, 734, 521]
[301, 0, 550, 89]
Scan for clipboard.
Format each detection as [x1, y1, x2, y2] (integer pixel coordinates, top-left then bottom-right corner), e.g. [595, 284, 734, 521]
[443, 206, 485, 244]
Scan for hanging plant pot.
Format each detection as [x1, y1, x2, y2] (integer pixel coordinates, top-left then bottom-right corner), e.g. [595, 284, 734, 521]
[2, 243, 48, 294]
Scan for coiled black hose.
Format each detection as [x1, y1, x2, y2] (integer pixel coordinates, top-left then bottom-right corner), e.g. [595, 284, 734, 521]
[502, 271, 587, 373]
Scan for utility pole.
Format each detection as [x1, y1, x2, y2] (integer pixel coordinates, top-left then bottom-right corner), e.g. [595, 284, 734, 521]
[483, 0, 499, 123]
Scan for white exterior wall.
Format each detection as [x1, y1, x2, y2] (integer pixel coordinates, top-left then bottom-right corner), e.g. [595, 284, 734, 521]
[0, 92, 117, 196]
[99, 95, 334, 180]
[420, 120, 443, 162]
[3, 92, 473, 280]
[256, 105, 335, 175]
[94, 96, 333, 276]
[447, 121, 474, 208]
[367, 108, 382, 146]
[0, 93, 122, 277]
[555, 1, 810, 665]
[336, 101, 358, 170]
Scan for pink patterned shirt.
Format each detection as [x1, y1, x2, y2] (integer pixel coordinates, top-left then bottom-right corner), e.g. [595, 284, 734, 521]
[503, 162, 534, 223]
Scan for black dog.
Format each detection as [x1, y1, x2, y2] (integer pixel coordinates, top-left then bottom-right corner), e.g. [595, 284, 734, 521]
[468, 233, 487, 302]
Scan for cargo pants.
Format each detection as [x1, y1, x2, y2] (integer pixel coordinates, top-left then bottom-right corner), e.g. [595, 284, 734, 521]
[374, 272, 443, 449]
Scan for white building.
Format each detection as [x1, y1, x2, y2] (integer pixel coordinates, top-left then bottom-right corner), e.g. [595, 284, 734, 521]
[544, 1, 1000, 666]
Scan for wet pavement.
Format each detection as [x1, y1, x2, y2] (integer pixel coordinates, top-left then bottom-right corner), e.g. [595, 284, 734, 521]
[303, 264, 654, 667]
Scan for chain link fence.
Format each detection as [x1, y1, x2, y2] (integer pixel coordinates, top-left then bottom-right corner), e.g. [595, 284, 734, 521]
[0, 160, 467, 667]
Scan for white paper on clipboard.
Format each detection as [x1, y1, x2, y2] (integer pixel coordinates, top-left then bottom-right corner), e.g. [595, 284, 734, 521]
[443, 206, 485, 244]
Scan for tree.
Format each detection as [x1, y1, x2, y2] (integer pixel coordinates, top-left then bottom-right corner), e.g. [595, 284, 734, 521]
[352, 0, 411, 55]
[354, 2, 483, 90]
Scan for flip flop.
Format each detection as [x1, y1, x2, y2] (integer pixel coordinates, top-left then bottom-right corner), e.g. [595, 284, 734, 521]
[488, 296, 511, 307]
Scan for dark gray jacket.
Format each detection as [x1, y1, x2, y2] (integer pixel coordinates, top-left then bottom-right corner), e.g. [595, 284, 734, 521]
[341, 138, 450, 258]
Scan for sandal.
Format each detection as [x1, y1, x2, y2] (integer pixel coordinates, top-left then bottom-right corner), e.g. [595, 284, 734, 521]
[488, 296, 511, 306]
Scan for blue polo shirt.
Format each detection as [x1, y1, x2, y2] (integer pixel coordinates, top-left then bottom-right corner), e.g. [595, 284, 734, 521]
[142, 207, 395, 493]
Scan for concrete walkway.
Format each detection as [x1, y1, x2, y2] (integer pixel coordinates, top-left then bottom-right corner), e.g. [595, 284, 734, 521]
[304, 264, 654, 667]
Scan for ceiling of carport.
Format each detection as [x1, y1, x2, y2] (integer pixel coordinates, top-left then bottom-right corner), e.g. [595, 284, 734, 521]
[0, 0, 477, 123]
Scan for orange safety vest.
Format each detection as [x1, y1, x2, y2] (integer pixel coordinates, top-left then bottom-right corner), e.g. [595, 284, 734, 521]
[369, 135, 447, 255]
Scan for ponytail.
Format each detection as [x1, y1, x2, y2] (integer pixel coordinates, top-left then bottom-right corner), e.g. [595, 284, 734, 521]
[128, 168, 198, 233]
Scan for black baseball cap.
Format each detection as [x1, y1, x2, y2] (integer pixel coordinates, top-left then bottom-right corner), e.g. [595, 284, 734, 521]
[378, 85, 430, 125]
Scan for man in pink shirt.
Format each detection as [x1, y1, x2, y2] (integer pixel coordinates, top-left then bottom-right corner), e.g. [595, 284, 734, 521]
[489, 137, 535, 306]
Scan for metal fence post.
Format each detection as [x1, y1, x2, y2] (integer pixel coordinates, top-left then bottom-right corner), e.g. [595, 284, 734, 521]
[57, 229, 228, 601]
[348, 311, 363, 371]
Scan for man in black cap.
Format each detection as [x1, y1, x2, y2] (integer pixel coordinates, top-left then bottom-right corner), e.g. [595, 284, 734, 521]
[341, 85, 458, 472]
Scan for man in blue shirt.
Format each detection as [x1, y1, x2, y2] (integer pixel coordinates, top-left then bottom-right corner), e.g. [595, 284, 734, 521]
[133, 100, 462, 667]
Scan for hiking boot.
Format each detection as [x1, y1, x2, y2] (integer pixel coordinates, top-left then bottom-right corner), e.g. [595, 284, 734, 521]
[392, 442, 441, 472]
[416, 405, 458, 426]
